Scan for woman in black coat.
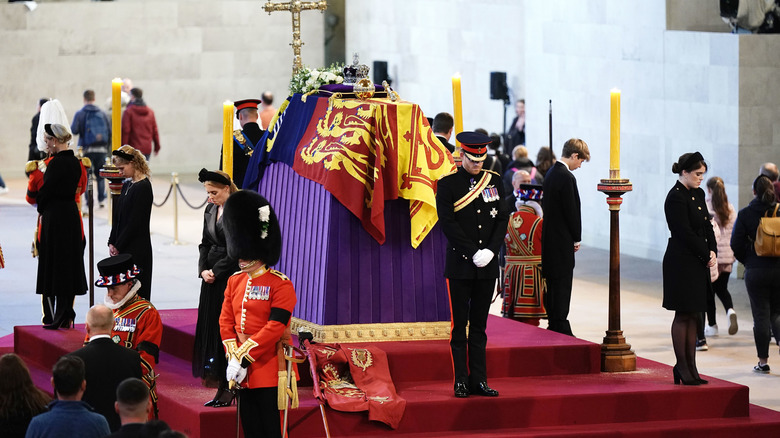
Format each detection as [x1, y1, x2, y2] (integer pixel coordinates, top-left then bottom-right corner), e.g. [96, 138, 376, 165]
[108, 145, 154, 301]
[36, 123, 87, 329]
[662, 152, 716, 385]
[730, 175, 780, 373]
[192, 169, 239, 407]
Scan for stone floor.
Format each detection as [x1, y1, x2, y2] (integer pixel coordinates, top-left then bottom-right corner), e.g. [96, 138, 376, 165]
[1, 173, 778, 412]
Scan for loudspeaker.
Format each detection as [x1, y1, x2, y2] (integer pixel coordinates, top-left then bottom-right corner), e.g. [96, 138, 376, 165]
[490, 71, 508, 101]
[373, 61, 390, 85]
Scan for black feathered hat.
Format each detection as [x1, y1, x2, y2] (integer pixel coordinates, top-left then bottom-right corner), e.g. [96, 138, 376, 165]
[222, 190, 282, 265]
[95, 254, 141, 287]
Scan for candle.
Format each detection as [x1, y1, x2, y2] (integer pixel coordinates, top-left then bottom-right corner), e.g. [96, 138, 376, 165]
[111, 78, 122, 152]
[609, 89, 620, 178]
[222, 101, 234, 180]
[451, 74, 464, 153]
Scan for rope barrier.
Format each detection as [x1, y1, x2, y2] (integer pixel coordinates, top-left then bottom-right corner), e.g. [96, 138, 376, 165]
[152, 183, 174, 208]
[176, 184, 208, 209]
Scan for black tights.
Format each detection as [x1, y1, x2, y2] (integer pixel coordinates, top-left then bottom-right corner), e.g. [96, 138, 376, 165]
[671, 311, 701, 381]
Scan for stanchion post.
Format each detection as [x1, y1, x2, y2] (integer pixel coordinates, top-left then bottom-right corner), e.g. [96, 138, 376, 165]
[172, 172, 180, 245]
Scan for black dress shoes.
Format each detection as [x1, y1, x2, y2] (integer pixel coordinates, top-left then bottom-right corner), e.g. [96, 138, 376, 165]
[454, 382, 469, 398]
[470, 381, 499, 397]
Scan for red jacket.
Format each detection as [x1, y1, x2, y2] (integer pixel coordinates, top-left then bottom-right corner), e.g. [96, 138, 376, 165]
[121, 102, 160, 156]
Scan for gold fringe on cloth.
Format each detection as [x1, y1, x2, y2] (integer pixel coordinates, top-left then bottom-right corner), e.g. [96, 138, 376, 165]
[290, 317, 451, 343]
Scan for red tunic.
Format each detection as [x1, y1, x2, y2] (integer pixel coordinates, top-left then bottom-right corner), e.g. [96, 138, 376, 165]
[219, 267, 297, 389]
[503, 205, 547, 320]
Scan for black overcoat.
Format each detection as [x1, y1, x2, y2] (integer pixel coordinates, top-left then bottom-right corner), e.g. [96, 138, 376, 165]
[70, 338, 143, 431]
[662, 181, 716, 312]
[541, 161, 581, 278]
[35, 149, 87, 297]
[109, 177, 153, 300]
[436, 167, 509, 279]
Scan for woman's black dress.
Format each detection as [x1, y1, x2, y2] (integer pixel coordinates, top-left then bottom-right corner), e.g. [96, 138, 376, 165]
[662, 181, 717, 312]
[192, 203, 238, 381]
[36, 149, 87, 319]
[109, 177, 153, 300]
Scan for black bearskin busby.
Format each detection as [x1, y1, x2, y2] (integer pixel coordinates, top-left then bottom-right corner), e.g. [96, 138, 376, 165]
[222, 190, 282, 266]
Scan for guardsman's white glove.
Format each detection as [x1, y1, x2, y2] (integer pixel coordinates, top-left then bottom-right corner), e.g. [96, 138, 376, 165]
[226, 358, 247, 384]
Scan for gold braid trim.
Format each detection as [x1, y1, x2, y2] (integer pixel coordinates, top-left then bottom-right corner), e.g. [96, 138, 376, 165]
[222, 338, 239, 362]
[235, 338, 258, 364]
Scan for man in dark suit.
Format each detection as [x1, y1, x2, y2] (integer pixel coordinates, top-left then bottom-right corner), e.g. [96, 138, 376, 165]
[70, 304, 142, 431]
[432, 112, 455, 154]
[436, 131, 509, 398]
[220, 98, 265, 189]
[541, 138, 590, 336]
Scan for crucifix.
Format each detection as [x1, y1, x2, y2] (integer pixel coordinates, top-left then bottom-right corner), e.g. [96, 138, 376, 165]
[263, 0, 328, 75]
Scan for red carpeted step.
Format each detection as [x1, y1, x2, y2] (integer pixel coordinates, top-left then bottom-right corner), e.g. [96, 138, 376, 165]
[157, 309, 602, 382]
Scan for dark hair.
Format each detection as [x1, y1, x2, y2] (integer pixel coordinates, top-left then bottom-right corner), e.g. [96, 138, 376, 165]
[116, 377, 150, 405]
[753, 175, 777, 205]
[432, 112, 453, 134]
[474, 128, 488, 136]
[536, 146, 556, 176]
[0, 354, 51, 421]
[261, 91, 273, 105]
[53, 356, 85, 397]
[489, 133, 501, 151]
[706, 176, 730, 226]
[38, 98, 50, 107]
[130, 88, 143, 99]
[672, 152, 707, 174]
[83, 89, 95, 101]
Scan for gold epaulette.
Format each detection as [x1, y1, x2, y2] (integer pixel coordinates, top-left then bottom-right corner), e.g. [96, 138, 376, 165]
[81, 157, 92, 168]
[438, 169, 458, 180]
[270, 270, 289, 281]
[25, 160, 38, 175]
[233, 130, 246, 145]
[229, 270, 243, 277]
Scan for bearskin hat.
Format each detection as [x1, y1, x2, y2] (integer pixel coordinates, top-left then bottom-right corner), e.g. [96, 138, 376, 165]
[223, 190, 282, 265]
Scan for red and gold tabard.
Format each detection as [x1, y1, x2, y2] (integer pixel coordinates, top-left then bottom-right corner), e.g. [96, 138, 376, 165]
[503, 204, 547, 320]
[219, 267, 297, 389]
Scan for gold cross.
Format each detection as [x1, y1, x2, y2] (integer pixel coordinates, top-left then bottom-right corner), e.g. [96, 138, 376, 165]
[263, 0, 328, 75]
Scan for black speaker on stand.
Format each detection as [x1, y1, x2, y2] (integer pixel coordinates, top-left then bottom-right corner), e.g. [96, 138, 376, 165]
[490, 71, 509, 149]
[374, 61, 390, 86]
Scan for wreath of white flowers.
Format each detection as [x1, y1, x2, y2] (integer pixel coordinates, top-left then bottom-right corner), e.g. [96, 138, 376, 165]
[289, 63, 345, 95]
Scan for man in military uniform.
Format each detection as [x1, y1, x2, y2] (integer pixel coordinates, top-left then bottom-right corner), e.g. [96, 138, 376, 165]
[436, 131, 509, 398]
[220, 190, 296, 438]
[221, 98, 264, 189]
[95, 254, 163, 418]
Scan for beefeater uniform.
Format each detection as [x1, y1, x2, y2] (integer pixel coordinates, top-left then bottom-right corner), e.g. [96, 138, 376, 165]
[503, 204, 547, 324]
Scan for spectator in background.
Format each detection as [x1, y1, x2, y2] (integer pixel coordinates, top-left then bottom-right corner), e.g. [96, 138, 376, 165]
[535, 146, 556, 185]
[259, 91, 277, 130]
[122, 88, 160, 161]
[29, 98, 49, 161]
[105, 78, 133, 114]
[505, 99, 525, 152]
[432, 112, 455, 154]
[71, 89, 111, 208]
[70, 304, 142, 431]
[503, 145, 536, 195]
[104, 378, 153, 438]
[759, 162, 780, 202]
[0, 353, 51, 438]
[490, 133, 510, 170]
[704, 176, 739, 338]
[730, 175, 780, 374]
[24, 356, 110, 438]
[475, 128, 503, 176]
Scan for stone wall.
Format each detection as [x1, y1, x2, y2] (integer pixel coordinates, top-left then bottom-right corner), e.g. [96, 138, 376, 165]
[0, 0, 324, 177]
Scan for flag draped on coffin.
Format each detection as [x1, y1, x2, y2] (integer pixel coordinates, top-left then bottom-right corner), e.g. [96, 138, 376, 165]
[244, 94, 454, 248]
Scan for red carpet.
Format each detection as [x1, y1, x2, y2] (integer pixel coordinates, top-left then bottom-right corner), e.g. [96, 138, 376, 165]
[7, 309, 780, 437]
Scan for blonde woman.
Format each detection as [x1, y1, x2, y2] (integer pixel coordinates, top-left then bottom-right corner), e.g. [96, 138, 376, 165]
[37, 124, 87, 329]
[108, 145, 154, 300]
[194, 169, 239, 407]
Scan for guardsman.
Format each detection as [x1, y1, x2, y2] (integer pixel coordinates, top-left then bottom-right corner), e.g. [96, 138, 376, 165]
[221, 98, 265, 189]
[435, 131, 509, 398]
[503, 184, 546, 325]
[94, 254, 162, 419]
[220, 190, 296, 438]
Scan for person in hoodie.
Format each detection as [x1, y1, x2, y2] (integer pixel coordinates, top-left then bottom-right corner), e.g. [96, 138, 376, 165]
[71, 89, 111, 208]
[121, 88, 160, 161]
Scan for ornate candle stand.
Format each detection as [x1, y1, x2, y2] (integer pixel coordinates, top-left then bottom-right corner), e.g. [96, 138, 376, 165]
[596, 173, 636, 372]
[99, 161, 125, 205]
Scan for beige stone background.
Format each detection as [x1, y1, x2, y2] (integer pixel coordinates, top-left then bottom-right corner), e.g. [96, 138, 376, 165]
[0, 0, 325, 177]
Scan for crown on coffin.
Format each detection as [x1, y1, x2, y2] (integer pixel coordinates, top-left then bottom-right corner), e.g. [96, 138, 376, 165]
[343, 52, 370, 85]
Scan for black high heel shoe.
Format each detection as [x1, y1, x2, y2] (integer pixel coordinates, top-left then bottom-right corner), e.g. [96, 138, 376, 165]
[204, 388, 224, 407]
[42, 310, 75, 330]
[673, 365, 700, 386]
[210, 387, 237, 408]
